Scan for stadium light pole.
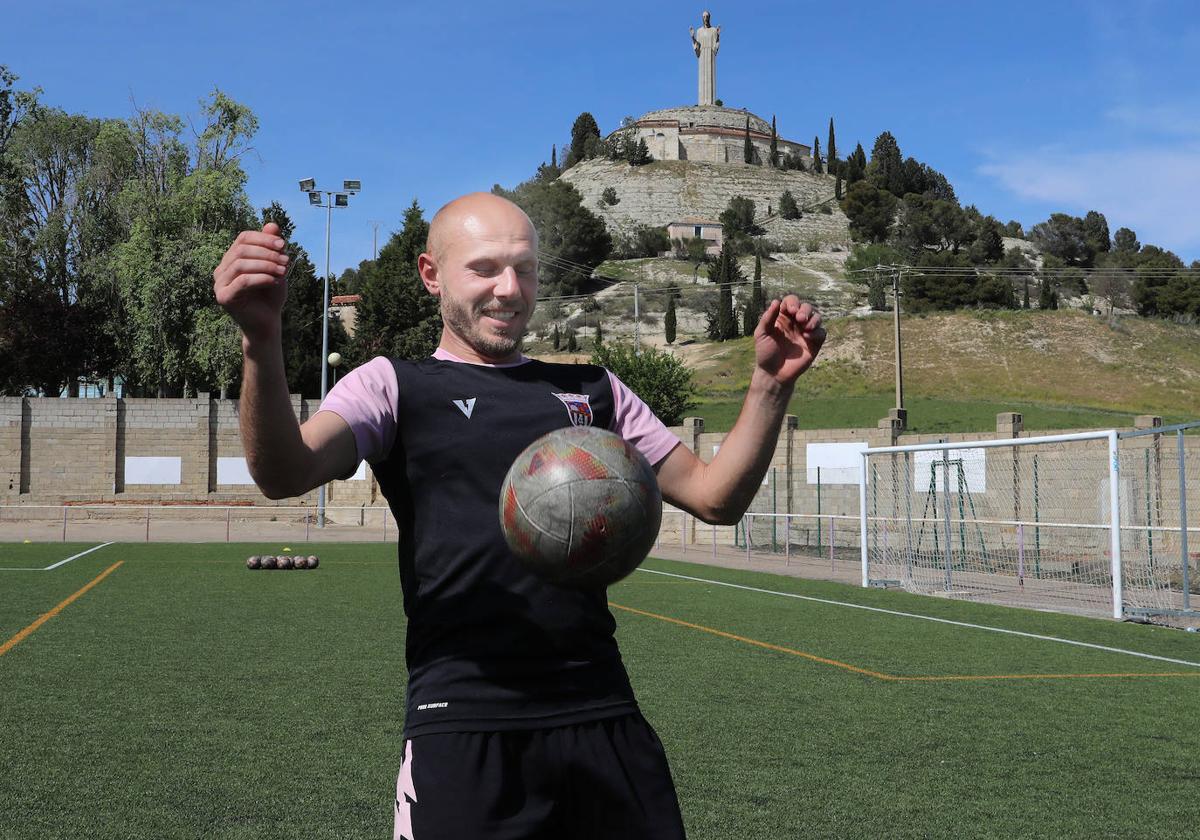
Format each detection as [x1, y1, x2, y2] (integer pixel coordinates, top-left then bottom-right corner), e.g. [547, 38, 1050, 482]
[299, 178, 361, 527]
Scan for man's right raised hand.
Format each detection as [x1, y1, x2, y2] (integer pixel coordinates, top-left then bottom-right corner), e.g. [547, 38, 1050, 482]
[213, 223, 291, 343]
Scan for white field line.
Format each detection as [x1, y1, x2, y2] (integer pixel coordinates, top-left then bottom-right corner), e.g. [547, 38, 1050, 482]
[635, 567, 1200, 670]
[0, 542, 114, 572]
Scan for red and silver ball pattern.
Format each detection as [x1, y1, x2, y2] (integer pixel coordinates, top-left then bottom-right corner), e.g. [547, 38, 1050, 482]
[499, 426, 662, 588]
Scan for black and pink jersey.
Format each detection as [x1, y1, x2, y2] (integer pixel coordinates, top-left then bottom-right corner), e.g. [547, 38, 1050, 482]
[320, 350, 681, 737]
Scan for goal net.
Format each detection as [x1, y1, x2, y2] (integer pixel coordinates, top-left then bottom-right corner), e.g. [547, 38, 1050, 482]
[861, 431, 1124, 618]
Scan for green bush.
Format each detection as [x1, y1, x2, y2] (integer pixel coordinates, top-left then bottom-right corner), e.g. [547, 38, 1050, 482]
[589, 341, 697, 426]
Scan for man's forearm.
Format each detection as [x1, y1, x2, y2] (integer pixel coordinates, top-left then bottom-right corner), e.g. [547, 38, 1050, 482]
[700, 368, 794, 523]
[239, 330, 308, 499]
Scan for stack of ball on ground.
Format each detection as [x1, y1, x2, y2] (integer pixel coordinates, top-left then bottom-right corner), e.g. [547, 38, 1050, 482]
[246, 554, 319, 570]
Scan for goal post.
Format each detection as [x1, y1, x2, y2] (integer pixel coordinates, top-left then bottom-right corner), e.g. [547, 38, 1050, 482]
[859, 430, 1125, 619]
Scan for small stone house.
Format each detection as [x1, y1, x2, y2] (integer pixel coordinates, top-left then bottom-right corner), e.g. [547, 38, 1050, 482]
[666, 217, 724, 255]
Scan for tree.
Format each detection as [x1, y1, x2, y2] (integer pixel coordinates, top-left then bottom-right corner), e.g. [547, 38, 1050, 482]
[566, 329, 578, 352]
[589, 341, 696, 426]
[109, 91, 258, 397]
[811, 136, 823, 174]
[600, 186, 619, 206]
[565, 112, 601, 168]
[743, 116, 754, 164]
[778, 189, 800, 220]
[6, 107, 128, 395]
[840, 180, 898, 243]
[593, 319, 603, 347]
[1003, 220, 1025, 238]
[630, 137, 652, 166]
[349, 199, 440, 364]
[835, 172, 843, 202]
[769, 115, 779, 167]
[1038, 274, 1059, 310]
[1083, 210, 1111, 255]
[663, 294, 677, 344]
[826, 117, 838, 175]
[743, 251, 765, 335]
[969, 216, 1005, 264]
[551, 323, 561, 350]
[867, 131, 904, 197]
[705, 245, 742, 340]
[673, 236, 709, 281]
[1029, 213, 1095, 266]
[499, 177, 611, 296]
[1113, 227, 1139, 254]
[718, 195, 762, 253]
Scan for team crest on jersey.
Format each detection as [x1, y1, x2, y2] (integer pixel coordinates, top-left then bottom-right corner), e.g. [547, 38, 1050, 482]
[553, 393, 593, 427]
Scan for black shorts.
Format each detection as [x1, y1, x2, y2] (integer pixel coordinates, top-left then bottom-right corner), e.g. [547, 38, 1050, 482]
[393, 712, 687, 839]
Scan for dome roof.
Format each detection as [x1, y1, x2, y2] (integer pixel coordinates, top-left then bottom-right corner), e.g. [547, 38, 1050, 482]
[630, 105, 772, 135]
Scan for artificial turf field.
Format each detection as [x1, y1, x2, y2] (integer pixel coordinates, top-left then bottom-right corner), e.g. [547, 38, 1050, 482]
[2, 542, 1198, 839]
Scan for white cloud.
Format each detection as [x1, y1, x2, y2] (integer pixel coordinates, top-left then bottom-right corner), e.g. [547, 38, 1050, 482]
[979, 144, 1200, 257]
[1104, 104, 1200, 137]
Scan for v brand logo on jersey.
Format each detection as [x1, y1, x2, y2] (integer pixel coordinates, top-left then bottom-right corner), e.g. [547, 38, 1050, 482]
[553, 393, 593, 427]
[452, 398, 477, 419]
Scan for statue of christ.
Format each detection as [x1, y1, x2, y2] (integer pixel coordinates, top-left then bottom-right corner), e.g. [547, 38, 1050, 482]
[689, 11, 720, 106]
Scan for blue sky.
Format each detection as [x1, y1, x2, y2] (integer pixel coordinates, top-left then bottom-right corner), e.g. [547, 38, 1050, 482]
[5, 0, 1198, 272]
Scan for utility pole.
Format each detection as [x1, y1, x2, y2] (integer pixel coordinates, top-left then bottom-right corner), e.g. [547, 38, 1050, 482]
[890, 266, 906, 429]
[633, 283, 640, 349]
[368, 220, 382, 260]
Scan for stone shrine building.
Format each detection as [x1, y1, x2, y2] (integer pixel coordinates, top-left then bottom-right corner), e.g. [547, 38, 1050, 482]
[612, 12, 811, 166]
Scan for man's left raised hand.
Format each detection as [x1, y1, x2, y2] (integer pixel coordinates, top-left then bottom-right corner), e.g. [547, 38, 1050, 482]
[753, 295, 826, 387]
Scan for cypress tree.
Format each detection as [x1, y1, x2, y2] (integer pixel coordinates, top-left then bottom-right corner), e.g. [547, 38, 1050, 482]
[835, 172, 843, 201]
[664, 295, 677, 344]
[552, 323, 561, 350]
[743, 117, 754, 164]
[567, 330, 578, 352]
[706, 246, 743, 340]
[827, 117, 838, 175]
[769, 115, 779, 167]
[812, 136, 823, 174]
[593, 319, 603, 347]
[551, 144, 557, 169]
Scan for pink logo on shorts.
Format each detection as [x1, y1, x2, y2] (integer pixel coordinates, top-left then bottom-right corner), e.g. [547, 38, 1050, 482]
[394, 739, 418, 840]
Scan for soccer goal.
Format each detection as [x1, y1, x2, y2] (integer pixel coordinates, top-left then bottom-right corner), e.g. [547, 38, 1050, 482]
[858, 426, 1200, 621]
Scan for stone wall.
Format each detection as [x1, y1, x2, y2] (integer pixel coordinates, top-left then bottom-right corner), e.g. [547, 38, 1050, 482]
[4, 397, 1194, 556]
[560, 158, 850, 246]
[0, 394, 377, 509]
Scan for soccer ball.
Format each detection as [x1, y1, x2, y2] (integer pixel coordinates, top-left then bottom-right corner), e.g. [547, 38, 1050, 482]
[246, 555, 261, 570]
[499, 426, 662, 588]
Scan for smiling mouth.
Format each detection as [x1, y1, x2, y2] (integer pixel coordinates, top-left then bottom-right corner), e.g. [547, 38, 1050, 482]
[481, 310, 519, 322]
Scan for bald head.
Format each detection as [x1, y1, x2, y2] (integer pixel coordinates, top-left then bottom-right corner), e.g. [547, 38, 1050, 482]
[426, 192, 538, 263]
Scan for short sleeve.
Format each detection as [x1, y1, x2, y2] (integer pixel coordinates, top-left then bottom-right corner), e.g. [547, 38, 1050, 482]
[606, 370, 682, 467]
[317, 356, 399, 465]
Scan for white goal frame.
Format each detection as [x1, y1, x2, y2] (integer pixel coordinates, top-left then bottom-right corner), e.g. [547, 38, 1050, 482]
[858, 430, 1125, 619]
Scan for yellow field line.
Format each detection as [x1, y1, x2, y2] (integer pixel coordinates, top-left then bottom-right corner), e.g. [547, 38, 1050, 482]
[0, 561, 124, 658]
[609, 602, 894, 680]
[608, 601, 1200, 682]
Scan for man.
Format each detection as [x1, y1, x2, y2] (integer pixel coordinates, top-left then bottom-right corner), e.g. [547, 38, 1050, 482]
[213, 192, 824, 838]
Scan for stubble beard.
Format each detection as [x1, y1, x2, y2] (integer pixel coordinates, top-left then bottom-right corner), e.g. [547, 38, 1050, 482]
[440, 291, 526, 360]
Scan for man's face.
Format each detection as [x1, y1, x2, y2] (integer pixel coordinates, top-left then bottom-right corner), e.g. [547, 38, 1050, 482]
[702, 11, 710, 26]
[434, 210, 538, 362]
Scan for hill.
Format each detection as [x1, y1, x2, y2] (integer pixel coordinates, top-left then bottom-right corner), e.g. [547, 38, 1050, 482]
[530, 259, 1200, 434]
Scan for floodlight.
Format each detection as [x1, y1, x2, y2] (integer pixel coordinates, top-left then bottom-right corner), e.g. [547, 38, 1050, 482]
[308, 191, 322, 206]
[334, 193, 349, 207]
[343, 180, 361, 193]
[299, 178, 316, 192]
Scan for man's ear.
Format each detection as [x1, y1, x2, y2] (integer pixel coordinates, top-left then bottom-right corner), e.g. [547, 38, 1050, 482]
[417, 252, 440, 296]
